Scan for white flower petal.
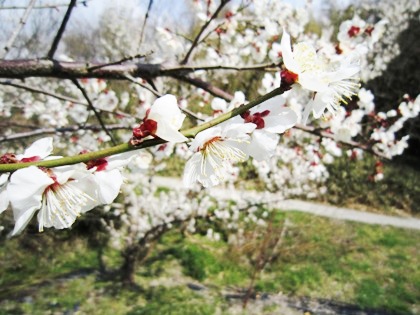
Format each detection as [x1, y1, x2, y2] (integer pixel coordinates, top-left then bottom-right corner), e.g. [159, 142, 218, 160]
[253, 95, 287, 114]
[189, 127, 221, 152]
[19, 137, 53, 159]
[12, 205, 38, 236]
[8, 167, 54, 235]
[154, 122, 188, 143]
[147, 94, 188, 143]
[264, 108, 298, 133]
[298, 72, 329, 92]
[94, 169, 123, 204]
[0, 174, 10, 214]
[183, 153, 203, 188]
[280, 30, 300, 73]
[248, 131, 279, 161]
[8, 166, 54, 213]
[105, 151, 138, 170]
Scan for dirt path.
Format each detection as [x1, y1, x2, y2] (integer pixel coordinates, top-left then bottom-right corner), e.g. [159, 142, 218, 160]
[153, 176, 420, 231]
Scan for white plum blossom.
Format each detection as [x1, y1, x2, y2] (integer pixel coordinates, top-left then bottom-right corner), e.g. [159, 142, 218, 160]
[239, 95, 298, 160]
[0, 137, 54, 214]
[133, 94, 188, 143]
[338, 15, 388, 53]
[7, 166, 98, 235]
[211, 97, 230, 116]
[183, 123, 255, 188]
[84, 151, 138, 204]
[280, 30, 360, 123]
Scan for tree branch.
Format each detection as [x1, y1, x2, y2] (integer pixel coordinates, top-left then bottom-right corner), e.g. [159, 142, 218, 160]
[0, 59, 275, 79]
[47, 0, 78, 59]
[122, 74, 161, 97]
[172, 74, 235, 100]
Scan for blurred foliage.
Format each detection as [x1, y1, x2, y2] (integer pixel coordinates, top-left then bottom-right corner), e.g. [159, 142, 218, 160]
[320, 154, 420, 215]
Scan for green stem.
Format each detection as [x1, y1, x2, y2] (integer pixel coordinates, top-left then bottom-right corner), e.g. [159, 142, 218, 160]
[0, 86, 286, 173]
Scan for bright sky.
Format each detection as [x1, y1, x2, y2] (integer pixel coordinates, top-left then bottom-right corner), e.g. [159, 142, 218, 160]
[70, 0, 337, 26]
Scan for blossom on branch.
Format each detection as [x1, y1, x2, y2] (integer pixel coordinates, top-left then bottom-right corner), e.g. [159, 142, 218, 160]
[84, 151, 137, 204]
[239, 95, 298, 160]
[280, 30, 360, 124]
[7, 166, 98, 235]
[132, 94, 188, 143]
[0, 137, 54, 214]
[183, 123, 256, 188]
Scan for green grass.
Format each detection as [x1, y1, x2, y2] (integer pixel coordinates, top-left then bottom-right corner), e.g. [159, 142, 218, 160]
[127, 286, 217, 315]
[0, 210, 418, 314]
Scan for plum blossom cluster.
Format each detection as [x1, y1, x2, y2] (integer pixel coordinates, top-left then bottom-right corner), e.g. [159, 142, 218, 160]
[0, 95, 188, 235]
[183, 94, 298, 188]
[0, 137, 139, 235]
[1, 0, 419, 239]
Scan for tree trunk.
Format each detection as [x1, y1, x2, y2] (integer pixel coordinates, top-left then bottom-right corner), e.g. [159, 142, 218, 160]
[120, 245, 140, 286]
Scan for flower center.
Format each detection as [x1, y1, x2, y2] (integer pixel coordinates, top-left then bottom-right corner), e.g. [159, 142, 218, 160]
[293, 42, 319, 72]
[39, 180, 95, 232]
[201, 136, 222, 152]
[201, 136, 246, 162]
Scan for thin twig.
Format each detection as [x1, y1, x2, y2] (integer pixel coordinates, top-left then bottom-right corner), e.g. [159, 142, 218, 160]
[0, 80, 86, 105]
[47, 0, 77, 59]
[71, 79, 117, 145]
[0, 124, 130, 143]
[172, 74, 235, 100]
[170, 62, 277, 72]
[242, 220, 287, 308]
[87, 53, 152, 72]
[123, 74, 161, 97]
[0, 80, 139, 119]
[137, 0, 153, 50]
[1, 0, 37, 59]
[123, 75, 203, 121]
[180, 0, 231, 64]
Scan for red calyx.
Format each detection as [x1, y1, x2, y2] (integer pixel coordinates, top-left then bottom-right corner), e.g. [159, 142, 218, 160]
[364, 26, 374, 36]
[0, 153, 18, 164]
[132, 119, 158, 139]
[225, 11, 233, 19]
[0, 153, 42, 164]
[85, 157, 108, 171]
[280, 69, 298, 89]
[241, 110, 270, 129]
[347, 26, 361, 38]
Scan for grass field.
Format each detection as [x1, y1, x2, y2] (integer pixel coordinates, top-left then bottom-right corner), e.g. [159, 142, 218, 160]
[0, 209, 418, 315]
